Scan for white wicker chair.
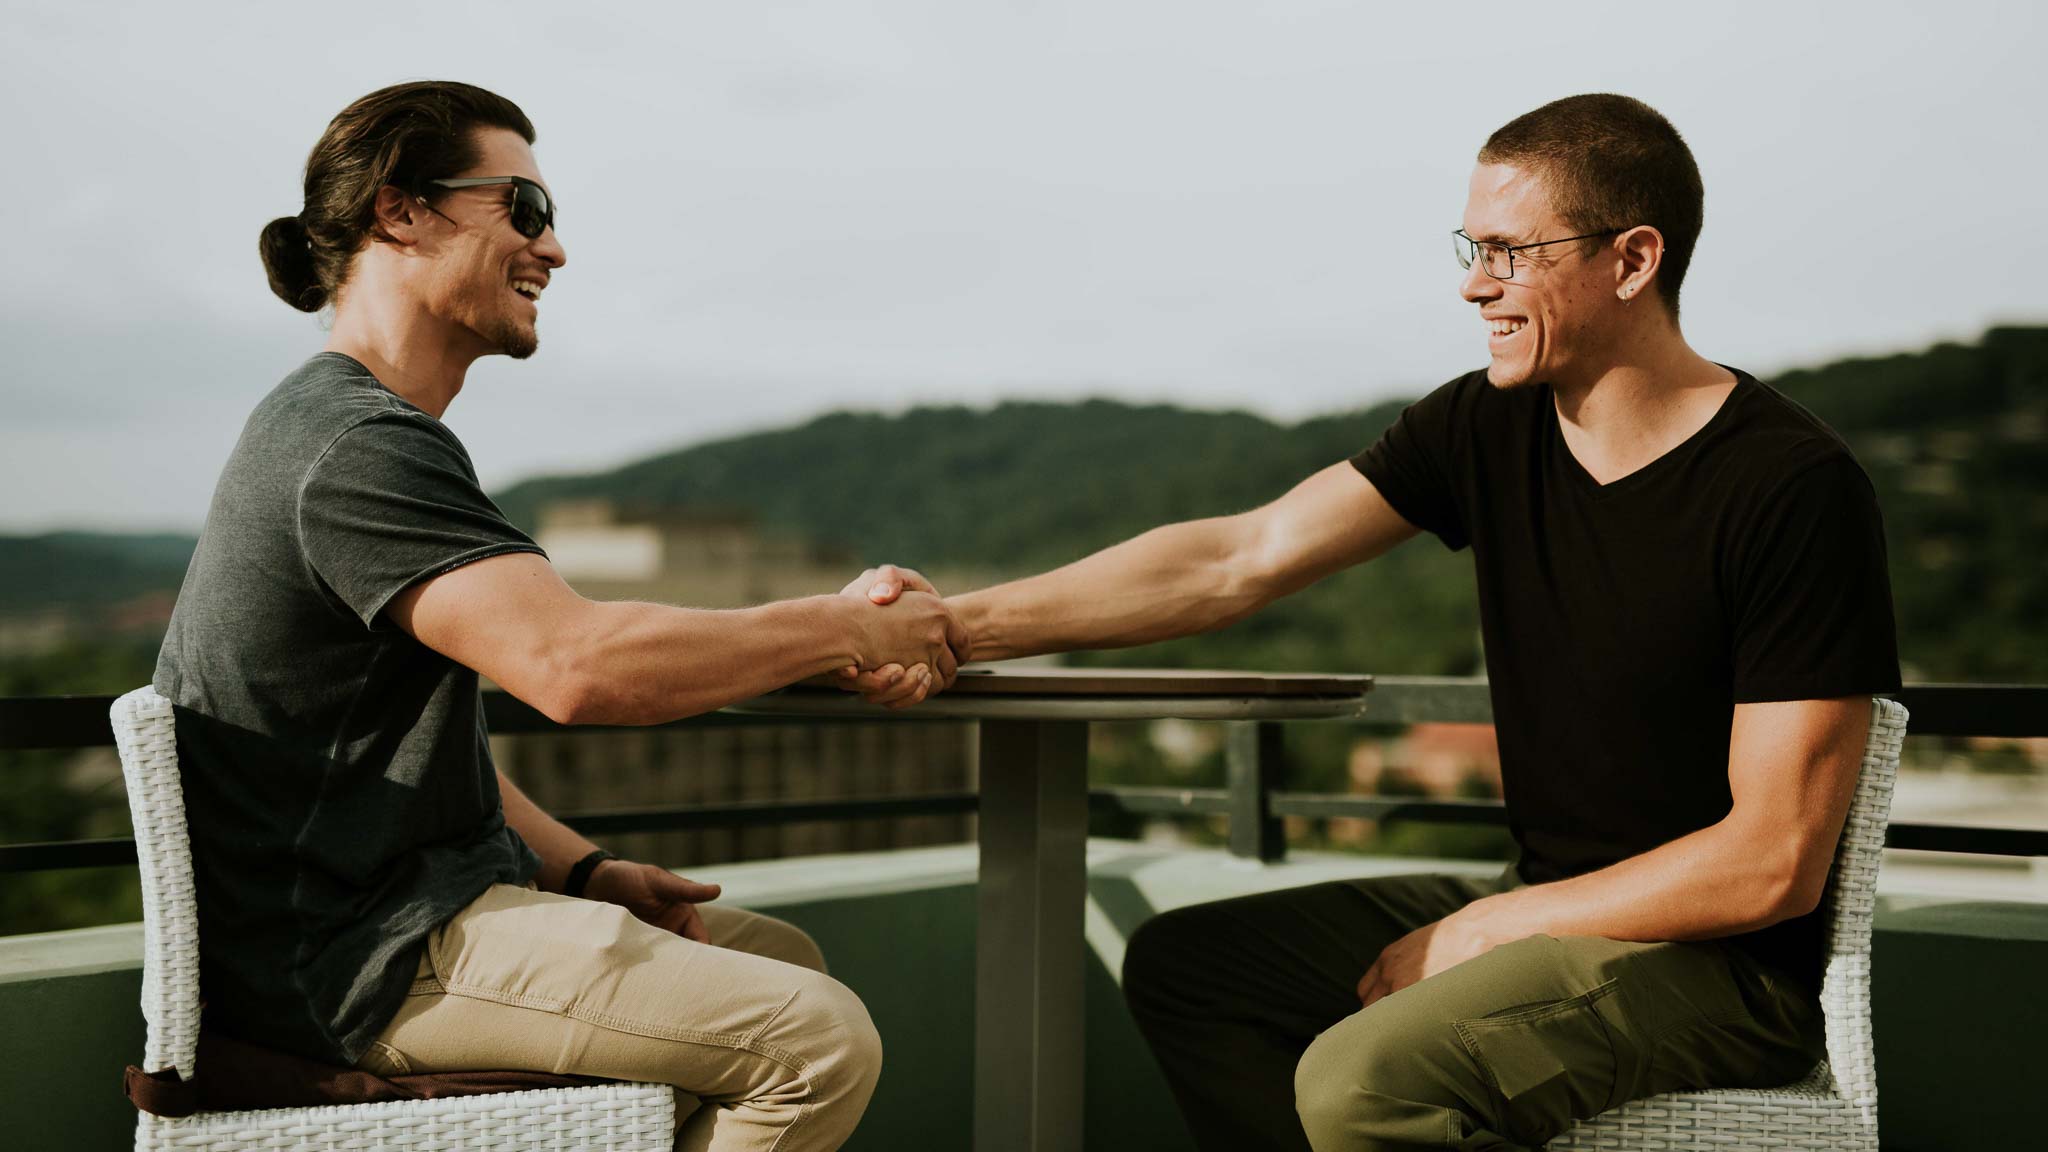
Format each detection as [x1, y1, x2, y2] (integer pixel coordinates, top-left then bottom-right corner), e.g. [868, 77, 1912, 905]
[1547, 697, 1908, 1152]
[112, 686, 678, 1152]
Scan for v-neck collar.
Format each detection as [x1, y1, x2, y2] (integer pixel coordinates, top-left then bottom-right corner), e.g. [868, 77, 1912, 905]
[1548, 367, 1752, 500]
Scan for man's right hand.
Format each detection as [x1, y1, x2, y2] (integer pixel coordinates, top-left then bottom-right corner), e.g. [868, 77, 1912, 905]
[836, 565, 969, 709]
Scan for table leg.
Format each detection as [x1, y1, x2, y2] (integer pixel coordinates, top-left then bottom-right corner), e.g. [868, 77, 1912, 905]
[974, 719, 1090, 1152]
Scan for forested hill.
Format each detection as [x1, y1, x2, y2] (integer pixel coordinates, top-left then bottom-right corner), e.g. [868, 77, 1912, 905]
[494, 325, 2047, 681]
[0, 533, 195, 614]
[495, 397, 1411, 572]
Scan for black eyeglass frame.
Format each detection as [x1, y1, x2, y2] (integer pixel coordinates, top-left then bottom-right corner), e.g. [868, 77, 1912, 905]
[419, 176, 557, 240]
[1452, 227, 1626, 280]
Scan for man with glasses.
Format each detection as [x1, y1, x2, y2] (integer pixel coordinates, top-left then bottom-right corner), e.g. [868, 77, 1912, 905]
[158, 81, 963, 1151]
[867, 93, 1900, 1149]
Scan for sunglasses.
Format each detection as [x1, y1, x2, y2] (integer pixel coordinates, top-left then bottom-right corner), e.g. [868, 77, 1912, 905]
[422, 175, 557, 239]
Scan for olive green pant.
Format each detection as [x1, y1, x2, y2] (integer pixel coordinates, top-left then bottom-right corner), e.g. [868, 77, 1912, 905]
[1121, 872, 1825, 1151]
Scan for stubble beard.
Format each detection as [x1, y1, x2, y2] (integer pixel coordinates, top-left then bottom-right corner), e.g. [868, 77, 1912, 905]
[491, 314, 539, 360]
[1486, 359, 1536, 390]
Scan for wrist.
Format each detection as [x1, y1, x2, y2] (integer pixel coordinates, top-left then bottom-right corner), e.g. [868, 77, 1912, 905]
[949, 592, 999, 663]
[813, 593, 870, 672]
[563, 848, 617, 898]
[1450, 894, 1510, 949]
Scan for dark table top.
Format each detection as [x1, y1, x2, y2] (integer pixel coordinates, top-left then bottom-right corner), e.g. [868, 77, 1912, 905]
[734, 665, 1372, 722]
[818, 665, 1372, 697]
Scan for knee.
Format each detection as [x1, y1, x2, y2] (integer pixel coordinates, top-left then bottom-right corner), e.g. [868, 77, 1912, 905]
[1295, 1012, 1467, 1151]
[789, 973, 884, 1109]
[716, 907, 830, 973]
[1293, 1027, 1378, 1147]
[765, 918, 829, 974]
[1119, 905, 1211, 1015]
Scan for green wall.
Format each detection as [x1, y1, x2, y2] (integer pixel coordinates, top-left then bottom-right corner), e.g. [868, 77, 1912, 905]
[3, 856, 2041, 1151]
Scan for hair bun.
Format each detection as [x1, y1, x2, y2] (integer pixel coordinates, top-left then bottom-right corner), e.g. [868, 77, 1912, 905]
[259, 214, 326, 312]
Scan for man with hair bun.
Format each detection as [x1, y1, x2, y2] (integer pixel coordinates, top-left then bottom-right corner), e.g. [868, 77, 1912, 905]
[859, 92, 1901, 1149]
[158, 80, 964, 1151]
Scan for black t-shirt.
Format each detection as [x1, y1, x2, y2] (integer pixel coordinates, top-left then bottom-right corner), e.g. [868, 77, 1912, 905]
[155, 352, 543, 1064]
[1352, 367, 1900, 989]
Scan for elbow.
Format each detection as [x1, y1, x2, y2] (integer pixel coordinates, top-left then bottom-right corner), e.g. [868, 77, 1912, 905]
[1777, 864, 1831, 921]
[1758, 850, 1832, 925]
[535, 640, 608, 727]
[1214, 535, 1286, 623]
[540, 676, 595, 727]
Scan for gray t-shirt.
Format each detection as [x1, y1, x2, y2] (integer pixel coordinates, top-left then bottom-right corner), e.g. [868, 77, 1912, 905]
[154, 352, 543, 1065]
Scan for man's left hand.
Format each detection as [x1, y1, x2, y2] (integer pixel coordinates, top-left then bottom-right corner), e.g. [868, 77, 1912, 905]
[1356, 906, 1498, 1009]
[581, 858, 722, 944]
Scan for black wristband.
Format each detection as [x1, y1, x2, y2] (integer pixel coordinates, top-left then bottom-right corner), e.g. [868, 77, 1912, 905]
[563, 849, 617, 899]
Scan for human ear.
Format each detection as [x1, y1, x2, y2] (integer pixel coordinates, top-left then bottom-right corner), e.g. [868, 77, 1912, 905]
[369, 184, 426, 246]
[1615, 225, 1663, 301]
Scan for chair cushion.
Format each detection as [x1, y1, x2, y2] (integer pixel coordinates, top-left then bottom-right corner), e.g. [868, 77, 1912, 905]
[125, 1031, 601, 1118]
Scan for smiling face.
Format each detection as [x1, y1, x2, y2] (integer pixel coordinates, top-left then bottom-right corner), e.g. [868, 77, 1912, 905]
[412, 128, 566, 360]
[1459, 163, 1626, 390]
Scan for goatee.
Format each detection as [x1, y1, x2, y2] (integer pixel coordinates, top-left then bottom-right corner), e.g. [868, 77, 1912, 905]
[494, 319, 539, 360]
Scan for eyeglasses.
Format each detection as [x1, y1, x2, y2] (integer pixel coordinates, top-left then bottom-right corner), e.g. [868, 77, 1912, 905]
[422, 176, 557, 239]
[1452, 227, 1624, 280]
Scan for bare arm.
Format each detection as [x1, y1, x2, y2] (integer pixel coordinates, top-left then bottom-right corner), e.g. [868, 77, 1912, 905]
[386, 551, 966, 726]
[1358, 696, 1872, 1004]
[951, 462, 1421, 661]
[496, 767, 601, 892]
[496, 765, 725, 940]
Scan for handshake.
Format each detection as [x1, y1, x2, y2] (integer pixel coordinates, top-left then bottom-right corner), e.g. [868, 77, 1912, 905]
[829, 564, 971, 710]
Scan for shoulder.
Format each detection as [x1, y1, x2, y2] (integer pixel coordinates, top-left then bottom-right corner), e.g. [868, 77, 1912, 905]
[1708, 370, 1876, 503]
[246, 353, 442, 446]
[280, 374, 474, 494]
[310, 411, 475, 489]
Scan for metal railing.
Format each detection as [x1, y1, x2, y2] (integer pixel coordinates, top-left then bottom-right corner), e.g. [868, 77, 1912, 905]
[3, 678, 2045, 874]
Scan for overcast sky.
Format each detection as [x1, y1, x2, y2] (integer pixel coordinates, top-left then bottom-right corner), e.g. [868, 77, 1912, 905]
[4, 0, 2042, 532]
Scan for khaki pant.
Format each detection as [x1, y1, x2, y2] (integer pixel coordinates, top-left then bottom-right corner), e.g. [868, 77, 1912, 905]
[355, 884, 882, 1152]
[1124, 872, 1825, 1151]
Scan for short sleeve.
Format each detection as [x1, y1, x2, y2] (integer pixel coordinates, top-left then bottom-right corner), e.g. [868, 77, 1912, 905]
[298, 414, 545, 628]
[1350, 378, 1469, 551]
[1730, 455, 1901, 703]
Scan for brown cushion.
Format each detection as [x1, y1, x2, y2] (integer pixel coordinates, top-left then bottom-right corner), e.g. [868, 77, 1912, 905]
[125, 1032, 602, 1118]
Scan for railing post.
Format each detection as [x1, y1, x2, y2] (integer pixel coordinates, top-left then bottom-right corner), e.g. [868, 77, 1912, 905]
[1226, 720, 1286, 862]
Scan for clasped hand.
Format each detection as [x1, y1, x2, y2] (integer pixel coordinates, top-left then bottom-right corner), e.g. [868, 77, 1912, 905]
[833, 564, 972, 709]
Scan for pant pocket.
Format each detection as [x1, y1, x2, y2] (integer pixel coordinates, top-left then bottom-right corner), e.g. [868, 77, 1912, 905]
[356, 1040, 415, 1077]
[1454, 979, 1623, 1147]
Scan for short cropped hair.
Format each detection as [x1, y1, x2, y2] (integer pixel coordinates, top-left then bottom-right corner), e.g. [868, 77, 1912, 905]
[1478, 94, 1703, 318]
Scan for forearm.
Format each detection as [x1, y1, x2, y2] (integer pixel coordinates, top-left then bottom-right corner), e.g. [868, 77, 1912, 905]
[1458, 820, 1808, 948]
[560, 595, 859, 725]
[952, 516, 1273, 661]
[498, 768, 601, 893]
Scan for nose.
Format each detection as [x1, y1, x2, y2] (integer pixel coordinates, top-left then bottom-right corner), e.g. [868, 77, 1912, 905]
[531, 225, 566, 271]
[1459, 258, 1500, 305]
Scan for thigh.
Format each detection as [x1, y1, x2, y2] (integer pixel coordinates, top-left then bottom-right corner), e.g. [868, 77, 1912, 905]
[1297, 933, 1818, 1150]
[698, 903, 827, 973]
[1127, 872, 1497, 1038]
[366, 885, 874, 1103]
